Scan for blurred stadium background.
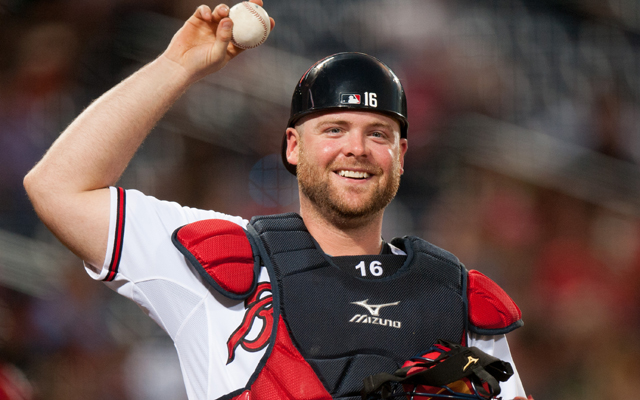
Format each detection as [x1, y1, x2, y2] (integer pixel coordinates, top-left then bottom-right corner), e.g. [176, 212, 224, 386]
[1, 0, 640, 399]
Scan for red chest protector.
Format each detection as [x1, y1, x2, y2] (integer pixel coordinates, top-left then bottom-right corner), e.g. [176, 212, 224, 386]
[172, 216, 522, 400]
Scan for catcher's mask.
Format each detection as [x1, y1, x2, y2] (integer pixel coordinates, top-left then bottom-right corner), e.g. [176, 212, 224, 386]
[361, 340, 514, 400]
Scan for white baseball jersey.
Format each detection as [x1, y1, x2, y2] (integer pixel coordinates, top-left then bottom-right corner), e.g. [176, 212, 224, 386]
[85, 187, 526, 400]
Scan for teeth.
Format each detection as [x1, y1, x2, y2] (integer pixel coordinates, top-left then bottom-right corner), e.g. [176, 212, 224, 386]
[338, 170, 370, 179]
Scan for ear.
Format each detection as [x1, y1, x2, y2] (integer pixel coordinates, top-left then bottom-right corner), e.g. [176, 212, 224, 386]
[285, 127, 301, 167]
[398, 138, 408, 174]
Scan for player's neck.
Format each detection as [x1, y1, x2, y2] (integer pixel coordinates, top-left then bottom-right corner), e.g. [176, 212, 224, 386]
[299, 201, 385, 256]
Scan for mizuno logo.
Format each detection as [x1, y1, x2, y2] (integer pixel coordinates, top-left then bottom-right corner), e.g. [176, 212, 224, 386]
[349, 314, 402, 328]
[351, 299, 400, 316]
[349, 299, 402, 329]
[463, 356, 479, 371]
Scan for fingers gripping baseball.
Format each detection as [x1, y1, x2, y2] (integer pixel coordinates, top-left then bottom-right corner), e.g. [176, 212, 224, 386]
[163, 1, 274, 82]
[210, 8, 234, 58]
[163, 4, 238, 81]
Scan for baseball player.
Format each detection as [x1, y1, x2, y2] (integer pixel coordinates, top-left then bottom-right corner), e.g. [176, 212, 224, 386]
[24, 2, 530, 399]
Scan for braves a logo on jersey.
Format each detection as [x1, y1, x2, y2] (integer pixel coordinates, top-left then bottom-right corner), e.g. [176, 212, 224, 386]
[226, 282, 274, 364]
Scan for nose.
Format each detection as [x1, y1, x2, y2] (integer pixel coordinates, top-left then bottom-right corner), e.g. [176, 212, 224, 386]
[343, 130, 367, 158]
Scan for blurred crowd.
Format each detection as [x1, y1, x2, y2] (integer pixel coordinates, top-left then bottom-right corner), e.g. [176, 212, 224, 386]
[1, 0, 640, 399]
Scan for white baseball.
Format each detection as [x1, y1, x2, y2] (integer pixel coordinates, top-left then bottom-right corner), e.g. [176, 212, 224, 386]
[229, 2, 271, 49]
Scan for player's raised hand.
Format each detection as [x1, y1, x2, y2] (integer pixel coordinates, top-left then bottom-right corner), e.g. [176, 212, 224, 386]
[162, 1, 275, 82]
[162, 4, 236, 80]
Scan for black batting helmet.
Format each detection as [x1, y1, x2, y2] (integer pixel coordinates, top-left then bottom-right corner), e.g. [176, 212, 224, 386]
[281, 52, 408, 175]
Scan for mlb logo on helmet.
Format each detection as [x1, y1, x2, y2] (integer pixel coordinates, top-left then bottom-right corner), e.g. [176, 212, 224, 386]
[340, 92, 378, 107]
[341, 94, 361, 104]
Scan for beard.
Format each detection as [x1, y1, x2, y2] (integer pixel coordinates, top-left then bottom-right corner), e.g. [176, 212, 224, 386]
[296, 145, 402, 227]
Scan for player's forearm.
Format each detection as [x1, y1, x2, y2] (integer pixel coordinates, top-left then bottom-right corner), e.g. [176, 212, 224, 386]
[24, 55, 191, 197]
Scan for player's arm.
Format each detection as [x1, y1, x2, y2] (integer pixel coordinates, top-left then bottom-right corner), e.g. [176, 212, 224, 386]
[23, 2, 275, 268]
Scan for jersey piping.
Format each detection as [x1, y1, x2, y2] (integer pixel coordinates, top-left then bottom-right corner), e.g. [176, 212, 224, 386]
[104, 186, 126, 282]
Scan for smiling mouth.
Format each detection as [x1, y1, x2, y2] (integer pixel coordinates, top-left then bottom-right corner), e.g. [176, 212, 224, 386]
[337, 170, 371, 179]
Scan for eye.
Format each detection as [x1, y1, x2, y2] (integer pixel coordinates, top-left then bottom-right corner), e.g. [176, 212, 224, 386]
[325, 127, 343, 135]
[369, 130, 389, 140]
